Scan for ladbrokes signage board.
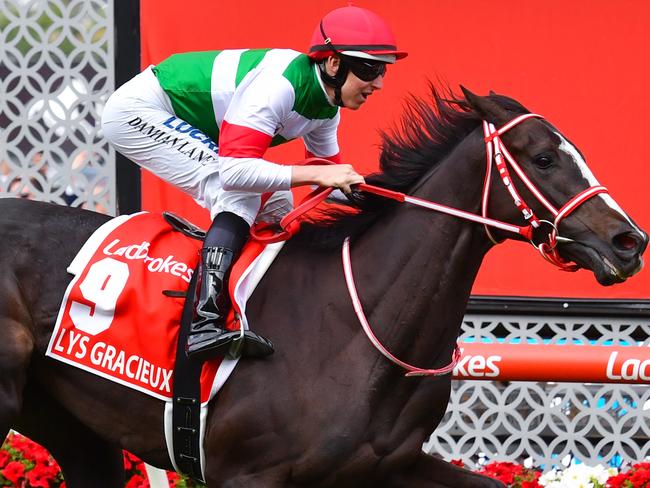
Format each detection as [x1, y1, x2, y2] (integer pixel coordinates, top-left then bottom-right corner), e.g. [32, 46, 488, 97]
[454, 344, 650, 384]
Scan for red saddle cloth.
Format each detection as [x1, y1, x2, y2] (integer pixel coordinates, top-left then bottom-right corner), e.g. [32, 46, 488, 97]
[46, 212, 265, 403]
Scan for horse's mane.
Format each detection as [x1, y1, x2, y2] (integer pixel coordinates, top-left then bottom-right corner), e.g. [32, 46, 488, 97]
[292, 85, 530, 250]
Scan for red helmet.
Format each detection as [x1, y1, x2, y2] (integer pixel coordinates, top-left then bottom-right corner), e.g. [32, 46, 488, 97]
[308, 6, 408, 64]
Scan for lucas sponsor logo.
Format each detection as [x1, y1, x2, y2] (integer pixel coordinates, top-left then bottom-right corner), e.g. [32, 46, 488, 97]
[453, 349, 501, 378]
[606, 351, 650, 381]
[103, 238, 193, 283]
[161, 116, 218, 152]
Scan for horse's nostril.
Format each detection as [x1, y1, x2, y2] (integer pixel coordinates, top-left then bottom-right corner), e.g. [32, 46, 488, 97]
[613, 232, 642, 253]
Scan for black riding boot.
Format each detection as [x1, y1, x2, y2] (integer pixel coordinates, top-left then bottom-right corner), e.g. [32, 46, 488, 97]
[186, 213, 274, 361]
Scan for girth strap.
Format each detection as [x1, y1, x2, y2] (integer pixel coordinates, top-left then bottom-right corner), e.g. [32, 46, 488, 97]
[171, 269, 206, 482]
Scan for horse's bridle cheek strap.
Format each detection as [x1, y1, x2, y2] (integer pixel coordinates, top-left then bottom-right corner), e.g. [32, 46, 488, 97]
[481, 115, 609, 270]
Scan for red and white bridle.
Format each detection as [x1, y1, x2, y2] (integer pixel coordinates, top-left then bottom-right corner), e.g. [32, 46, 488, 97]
[252, 114, 609, 377]
[481, 113, 608, 270]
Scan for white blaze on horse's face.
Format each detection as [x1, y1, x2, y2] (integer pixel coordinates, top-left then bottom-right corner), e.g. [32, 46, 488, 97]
[555, 131, 643, 235]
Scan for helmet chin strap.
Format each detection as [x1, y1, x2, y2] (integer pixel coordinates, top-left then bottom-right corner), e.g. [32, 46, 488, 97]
[317, 60, 348, 108]
[317, 19, 350, 107]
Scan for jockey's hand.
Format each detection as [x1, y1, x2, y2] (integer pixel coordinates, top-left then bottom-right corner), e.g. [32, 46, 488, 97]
[291, 164, 365, 194]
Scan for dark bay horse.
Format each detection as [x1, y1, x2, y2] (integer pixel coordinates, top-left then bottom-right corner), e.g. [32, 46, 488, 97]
[2, 88, 647, 487]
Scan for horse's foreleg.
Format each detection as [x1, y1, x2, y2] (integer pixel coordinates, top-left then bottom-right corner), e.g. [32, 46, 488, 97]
[45, 435, 124, 488]
[17, 382, 125, 488]
[0, 318, 33, 438]
[387, 453, 505, 488]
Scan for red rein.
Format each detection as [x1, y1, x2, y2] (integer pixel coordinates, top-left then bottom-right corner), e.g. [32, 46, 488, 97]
[249, 117, 608, 376]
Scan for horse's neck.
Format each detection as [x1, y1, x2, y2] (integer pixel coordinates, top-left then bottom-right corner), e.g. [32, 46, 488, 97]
[350, 135, 489, 368]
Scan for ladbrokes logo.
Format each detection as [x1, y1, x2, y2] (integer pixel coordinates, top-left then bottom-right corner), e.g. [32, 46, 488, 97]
[453, 348, 502, 378]
[606, 351, 650, 381]
[103, 239, 193, 283]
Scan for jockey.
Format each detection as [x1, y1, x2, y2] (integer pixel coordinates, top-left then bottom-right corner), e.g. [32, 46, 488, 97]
[101, 5, 407, 361]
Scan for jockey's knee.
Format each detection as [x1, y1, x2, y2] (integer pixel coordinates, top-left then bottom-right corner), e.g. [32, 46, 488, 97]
[210, 190, 261, 226]
[256, 190, 294, 224]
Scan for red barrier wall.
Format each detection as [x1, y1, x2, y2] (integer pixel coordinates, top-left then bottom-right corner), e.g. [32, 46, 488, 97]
[139, 0, 650, 300]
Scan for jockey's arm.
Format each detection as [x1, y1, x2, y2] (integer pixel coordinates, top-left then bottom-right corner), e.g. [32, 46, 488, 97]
[294, 116, 364, 193]
[218, 120, 291, 192]
[291, 164, 363, 194]
[219, 124, 364, 194]
[218, 74, 364, 194]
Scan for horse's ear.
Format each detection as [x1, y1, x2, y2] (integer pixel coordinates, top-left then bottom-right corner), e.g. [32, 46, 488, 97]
[460, 85, 510, 125]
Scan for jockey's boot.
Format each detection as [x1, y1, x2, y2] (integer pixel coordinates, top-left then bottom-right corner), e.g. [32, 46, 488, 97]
[186, 214, 274, 361]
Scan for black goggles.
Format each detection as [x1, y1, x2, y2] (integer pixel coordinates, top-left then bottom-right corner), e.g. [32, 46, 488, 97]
[341, 55, 387, 82]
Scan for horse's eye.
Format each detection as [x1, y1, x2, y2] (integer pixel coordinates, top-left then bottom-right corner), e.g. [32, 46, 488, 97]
[534, 155, 553, 169]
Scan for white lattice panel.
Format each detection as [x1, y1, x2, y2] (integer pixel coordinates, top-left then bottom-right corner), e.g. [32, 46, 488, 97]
[0, 0, 115, 214]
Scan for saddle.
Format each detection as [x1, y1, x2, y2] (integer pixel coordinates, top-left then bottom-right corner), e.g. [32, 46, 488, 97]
[163, 211, 206, 241]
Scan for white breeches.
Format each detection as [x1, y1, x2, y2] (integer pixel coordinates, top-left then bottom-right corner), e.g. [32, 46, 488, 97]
[100, 67, 292, 225]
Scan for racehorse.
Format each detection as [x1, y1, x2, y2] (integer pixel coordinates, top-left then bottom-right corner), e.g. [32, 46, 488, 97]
[1, 88, 646, 488]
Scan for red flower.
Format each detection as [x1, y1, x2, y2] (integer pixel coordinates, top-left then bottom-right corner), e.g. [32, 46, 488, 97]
[475, 461, 543, 488]
[30, 446, 52, 464]
[124, 451, 139, 471]
[630, 468, 650, 487]
[478, 461, 524, 485]
[0, 450, 10, 468]
[1, 460, 26, 485]
[125, 473, 150, 488]
[167, 471, 182, 482]
[27, 467, 56, 488]
[27, 462, 60, 484]
[451, 459, 465, 467]
[606, 473, 629, 488]
[6, 433, 57, 466]
[607, 464, 650, 488]
[521, 480, 542, 488]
